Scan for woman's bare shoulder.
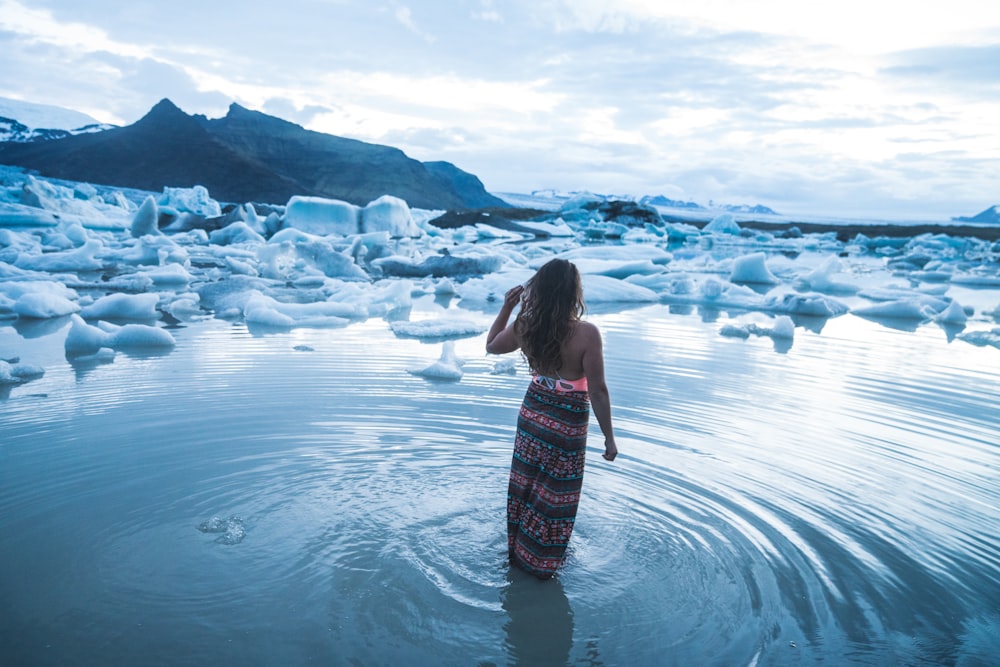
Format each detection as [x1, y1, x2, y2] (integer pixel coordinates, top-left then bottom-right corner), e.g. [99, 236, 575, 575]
[573, 320, 602, 344]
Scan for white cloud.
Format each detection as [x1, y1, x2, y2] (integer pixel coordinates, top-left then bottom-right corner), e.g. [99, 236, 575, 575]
[390, 4, 437, 43]
[0, 0, 149, 59]
[550, 0, 1000, 52]
[0, 0, 997, 218]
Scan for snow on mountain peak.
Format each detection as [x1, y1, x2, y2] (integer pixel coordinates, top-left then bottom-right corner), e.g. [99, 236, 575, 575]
[0, 96, 114, 142]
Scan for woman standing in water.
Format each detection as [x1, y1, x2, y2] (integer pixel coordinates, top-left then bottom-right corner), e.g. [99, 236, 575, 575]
[486, 258, 617, 579]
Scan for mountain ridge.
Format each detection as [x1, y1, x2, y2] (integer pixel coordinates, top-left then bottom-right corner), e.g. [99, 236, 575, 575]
[0, 98, 508, 210]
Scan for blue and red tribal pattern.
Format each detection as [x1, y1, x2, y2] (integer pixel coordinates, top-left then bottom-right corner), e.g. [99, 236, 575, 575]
[507, 380, 590, 578]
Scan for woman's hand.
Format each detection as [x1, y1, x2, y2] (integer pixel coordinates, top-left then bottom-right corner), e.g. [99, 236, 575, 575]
[503, 284, 524, 310]
[486, 284, 525, 354]
[602, 439, 618, 461]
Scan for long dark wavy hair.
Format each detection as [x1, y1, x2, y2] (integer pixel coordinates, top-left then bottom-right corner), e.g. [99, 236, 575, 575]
[514, 259, 585, 375]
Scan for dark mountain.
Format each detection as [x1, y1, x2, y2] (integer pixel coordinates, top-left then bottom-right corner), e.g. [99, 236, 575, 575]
[423, 161, 500, 210]
[0, 98, 508, 210]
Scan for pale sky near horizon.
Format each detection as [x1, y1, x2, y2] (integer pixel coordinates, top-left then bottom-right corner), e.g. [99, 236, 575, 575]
[1, 0, 998, 219]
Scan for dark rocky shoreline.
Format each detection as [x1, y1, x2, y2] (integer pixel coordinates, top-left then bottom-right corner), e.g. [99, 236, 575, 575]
[431, 206, 1000, 243]
[687, 218, 1000, 243]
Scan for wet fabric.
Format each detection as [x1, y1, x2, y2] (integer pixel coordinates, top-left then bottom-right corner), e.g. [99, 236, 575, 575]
[507, 379, 589, 578]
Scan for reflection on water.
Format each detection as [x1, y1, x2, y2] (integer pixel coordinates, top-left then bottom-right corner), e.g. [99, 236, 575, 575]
[503, 568, 575, 666]
[1, 306, 998, 665]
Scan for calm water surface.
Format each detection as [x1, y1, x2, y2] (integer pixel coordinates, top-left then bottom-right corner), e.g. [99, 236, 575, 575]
[1, 303, 998, 666]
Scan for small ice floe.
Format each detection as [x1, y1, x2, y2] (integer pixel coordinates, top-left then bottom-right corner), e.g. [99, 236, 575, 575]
[197, 515, 246, 545]
[490, 357, 518, 375]
[80, 292, 160, 320]
[957, 327, 1000, 349]
[720, 315, 795, 342]
[796, 255, 859, 294]
[12, 291, 80, 319]
[730, 252, 780, 284]
[720, 324, 751, 339]
[852, 297, 946, 321]
[0, 359, 45, 384]
[410, 341, 463, 380]
[933, 299, 969, 325]
[64, 314, 176, 356]
[390, 317, 487, 339]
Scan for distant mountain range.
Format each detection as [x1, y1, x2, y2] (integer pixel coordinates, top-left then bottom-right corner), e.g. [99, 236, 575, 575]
[0, 98, 508, 210]
[953, 205, 1000, 225]
[639, 194, 777, 215]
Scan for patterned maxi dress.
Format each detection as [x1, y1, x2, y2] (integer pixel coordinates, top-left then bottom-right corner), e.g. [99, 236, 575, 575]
[506, 377, 589, 579]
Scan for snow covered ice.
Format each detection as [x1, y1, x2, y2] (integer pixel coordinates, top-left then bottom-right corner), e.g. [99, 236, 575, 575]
[1, 164, 999, 389]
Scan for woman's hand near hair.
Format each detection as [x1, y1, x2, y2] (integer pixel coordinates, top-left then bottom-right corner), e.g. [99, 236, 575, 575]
[486, 285, 524, 354]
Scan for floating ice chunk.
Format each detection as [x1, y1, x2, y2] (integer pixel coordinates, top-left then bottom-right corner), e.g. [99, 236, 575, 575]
[559, 244, 673, 265]
[720, 324, 751, 339]
[490, 357, 518, 374]
[411, 341, 464, 380]
[69, 347, 116, 364]
[799, 255, 858, 294]
[0, 201, 60, 227]
[362, 195, 420, 237]
[131, 196, 159, 238]
[114, 234, 175, 266]
[1, 280, 78, 302]
[80, 293, 159, 320]
[257, 235, 369, 281]
[575, 258, 664, 280]
[144, 263, 192, 286]
[721, 316, 794, 342]
[771, 315, 795, 339]
[626, 272, 692, 295]
[0, 360, 45, 384]
[209, 221, 265, 245]
[857, 286, 948, 304]
[730, 252, 779, 284]
[452, 270, 534, 306]
[224, 256, 258, 276]
[14, 238, 103, 272]
[934, 299, 968, 324]
[580, 274, 659, 303]
[762, 293, 849, 317]
[243, 294, 295, 327]
[242, 291, 356, 328]
[103, 322, 176, 349]
[957, 328, 1000, 349]
[391, 317, 487, 339]
[703, 213, 741, 235]
[363, 278, 413, 316]
[163, 294, 202, 319]
[950, 272, 1000, 287]
[283, 196, 360, 236]
[158, 185, 221, 218]
[517, 219, 576, 237]
[374, 251, 503, 278]
[435, 277, 457, 295]
[853, 299, 938, 320]
[65, 314, 111, 355]
[13, 291, 80, 318]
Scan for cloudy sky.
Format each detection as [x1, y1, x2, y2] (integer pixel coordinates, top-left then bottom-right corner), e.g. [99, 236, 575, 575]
[1, 0, 998, 219]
